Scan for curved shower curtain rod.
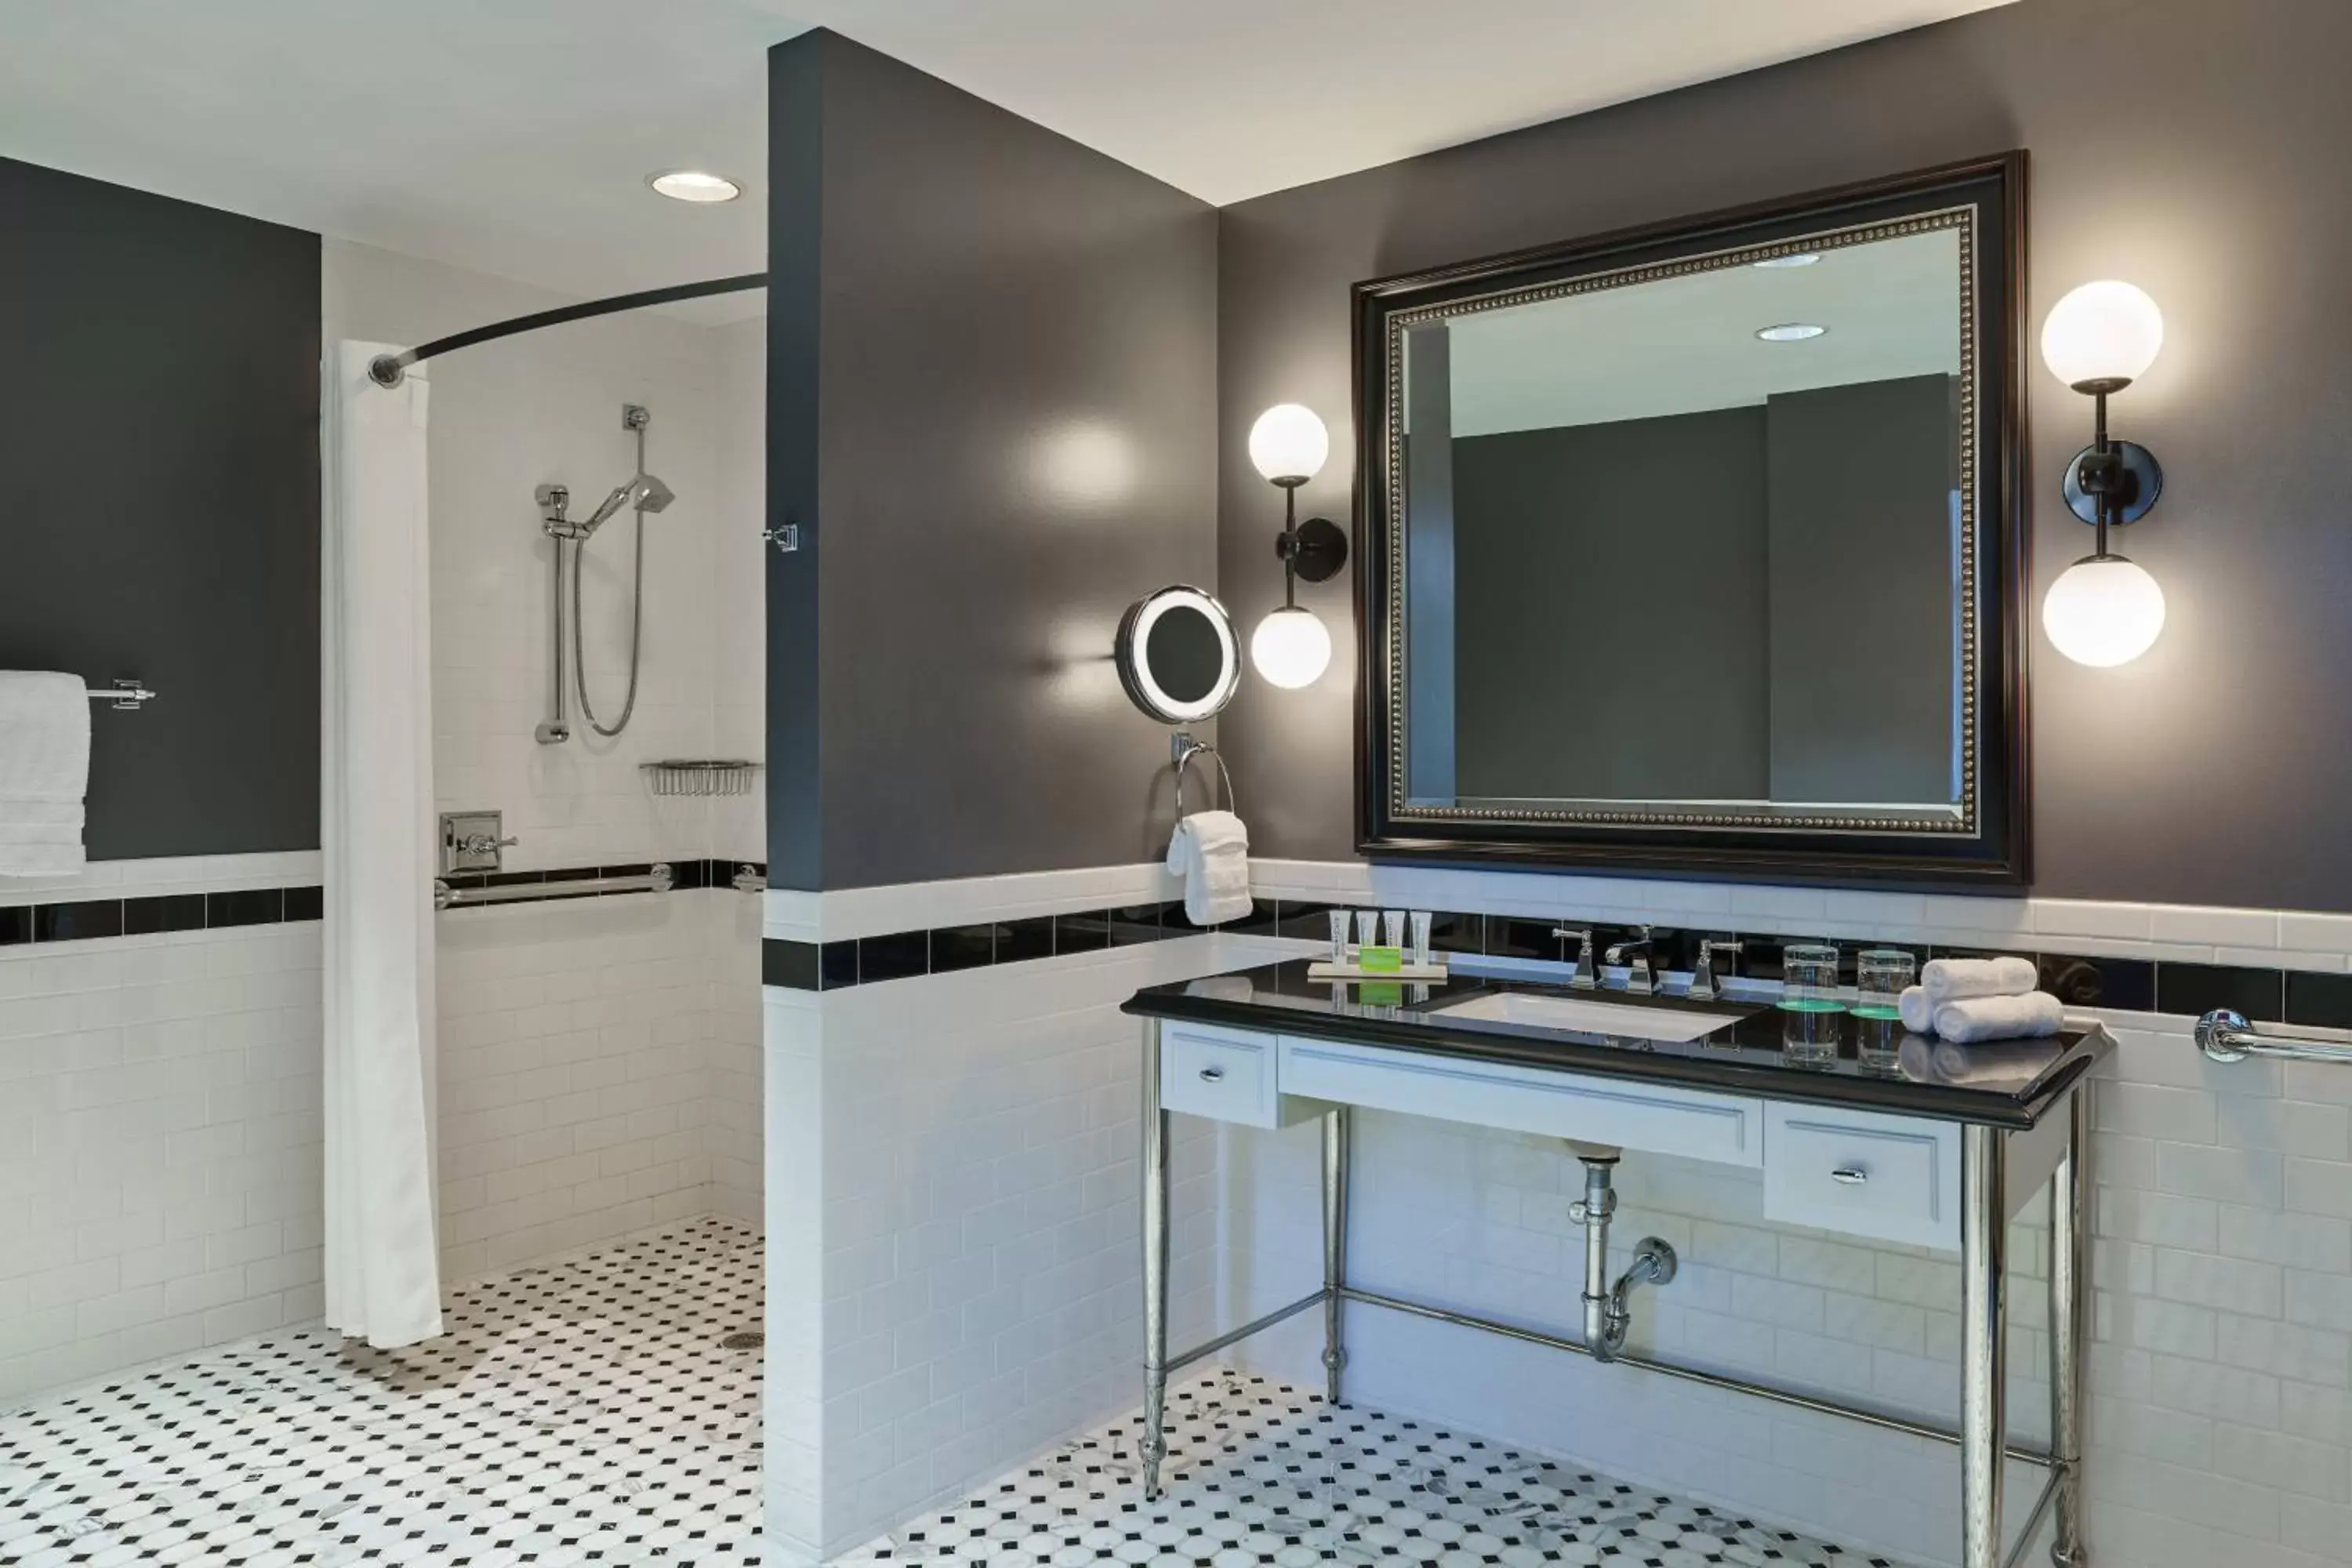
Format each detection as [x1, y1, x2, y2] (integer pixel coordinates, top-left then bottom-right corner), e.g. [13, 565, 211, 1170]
[366, 272, 768, 387]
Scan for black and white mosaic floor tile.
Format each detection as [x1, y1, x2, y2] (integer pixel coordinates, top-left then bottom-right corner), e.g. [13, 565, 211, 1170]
[0, 1218, 765, 1566]
[837, 1374, 1874, 1568]
[3, 1224, 1871, 1568]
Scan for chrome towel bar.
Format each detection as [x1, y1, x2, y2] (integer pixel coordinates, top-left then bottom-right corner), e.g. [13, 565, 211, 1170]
[435, 863, 673, 911]
[85, 680, 157, 710]
[2197, 1009, 2352, 1065]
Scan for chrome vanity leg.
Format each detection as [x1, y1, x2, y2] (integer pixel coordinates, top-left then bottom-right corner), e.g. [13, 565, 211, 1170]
[1141, 1018, 1171, 1501]
[2048, 1086, 2090, 1567]
[1960, 1123, 2009, 1568]
[1321, 1106, 1352, 1405]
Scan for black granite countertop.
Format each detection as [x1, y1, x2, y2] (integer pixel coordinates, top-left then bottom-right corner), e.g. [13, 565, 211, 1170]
[1123, 959, 2111, 1130]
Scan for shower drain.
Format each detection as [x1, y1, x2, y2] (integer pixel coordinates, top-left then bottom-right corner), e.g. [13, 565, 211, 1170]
[720, 1330, 764, 1352]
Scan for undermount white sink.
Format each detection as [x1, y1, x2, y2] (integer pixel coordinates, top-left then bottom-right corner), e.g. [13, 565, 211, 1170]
[1428, 990, 1743, 1043]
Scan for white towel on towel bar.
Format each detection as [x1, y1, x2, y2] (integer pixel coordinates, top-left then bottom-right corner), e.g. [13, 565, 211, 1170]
[1166, 809, 1251, 927]
[0, 671, 91, 877]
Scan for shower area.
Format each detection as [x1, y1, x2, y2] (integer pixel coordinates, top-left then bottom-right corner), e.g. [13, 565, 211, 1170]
[0, 242, 771, 1563]
[339, 246, 771, 1278]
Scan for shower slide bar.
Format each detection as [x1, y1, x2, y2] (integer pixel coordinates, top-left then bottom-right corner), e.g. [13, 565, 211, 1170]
[2197, 1009, 2352, 1065]
[367, 273, 768, 387]
[434, 862, 673, 911]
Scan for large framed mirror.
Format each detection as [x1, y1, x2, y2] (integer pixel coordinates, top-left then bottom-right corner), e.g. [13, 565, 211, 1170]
[1354, 154, 2027, 885]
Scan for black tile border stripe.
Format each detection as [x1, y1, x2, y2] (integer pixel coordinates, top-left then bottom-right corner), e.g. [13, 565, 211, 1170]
[761, 898, 2350, 1026]
[3, 884, 321, 947]
[0, 858, 769, 949]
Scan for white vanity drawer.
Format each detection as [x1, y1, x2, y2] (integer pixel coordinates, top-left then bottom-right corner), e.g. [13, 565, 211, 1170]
[1276, 1036, 1763, 1166]
[1159, 1022, 1289, 1128]
[1764, 1104, 1962, 1251]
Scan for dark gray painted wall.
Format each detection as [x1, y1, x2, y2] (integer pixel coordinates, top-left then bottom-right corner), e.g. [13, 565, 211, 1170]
[1450, 408, 1770, 802]
[0, 157, 321, 858]
[764, 39, 827, 892]
[1216, 0, 2352, 909]
[1766, 376, 1958, 805]
[767, 31, 1218, 890]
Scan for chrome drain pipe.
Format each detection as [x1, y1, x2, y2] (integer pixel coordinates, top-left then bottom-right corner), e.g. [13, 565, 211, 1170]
[1569, 1150, 1678, 1361]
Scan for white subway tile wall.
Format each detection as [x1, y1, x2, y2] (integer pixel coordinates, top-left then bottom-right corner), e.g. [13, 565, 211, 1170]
[765, 935, 1254, 1563]
[0, 851, 324, 909]
[433, 895, 724, 1280]
[0, 921, 325, 1406]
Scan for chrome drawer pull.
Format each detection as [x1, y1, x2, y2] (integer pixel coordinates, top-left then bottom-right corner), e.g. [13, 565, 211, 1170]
[1199, 1067, 1225, 1083]
[1830, 1166, 1869, 1186]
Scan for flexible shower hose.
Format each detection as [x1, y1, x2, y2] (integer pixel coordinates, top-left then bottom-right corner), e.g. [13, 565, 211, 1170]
[570, 504, 645, 737]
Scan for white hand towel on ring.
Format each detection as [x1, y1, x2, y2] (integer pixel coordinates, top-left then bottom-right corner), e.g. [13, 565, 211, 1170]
[1166, 809, 1251, 927]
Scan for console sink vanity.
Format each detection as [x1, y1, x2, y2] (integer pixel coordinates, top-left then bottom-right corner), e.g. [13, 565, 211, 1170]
[1124, 960, 2112, 1568]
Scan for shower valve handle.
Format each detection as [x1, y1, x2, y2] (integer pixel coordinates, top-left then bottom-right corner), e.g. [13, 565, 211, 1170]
[457, 833, 518, 856]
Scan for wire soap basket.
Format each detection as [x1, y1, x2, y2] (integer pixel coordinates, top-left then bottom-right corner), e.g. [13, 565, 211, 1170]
[641, 759, 762, 797]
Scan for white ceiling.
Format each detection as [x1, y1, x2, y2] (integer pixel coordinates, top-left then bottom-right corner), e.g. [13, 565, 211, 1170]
[1443, 229, 1965, 436]
[0, 0, 2015, 320]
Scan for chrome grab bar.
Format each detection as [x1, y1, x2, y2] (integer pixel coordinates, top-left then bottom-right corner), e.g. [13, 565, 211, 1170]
[2196, 1009, 2352, 1065]
[435, 862, 673, 911]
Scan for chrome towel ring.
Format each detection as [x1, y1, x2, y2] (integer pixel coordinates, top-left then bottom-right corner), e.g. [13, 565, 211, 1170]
[1172, 732, 1235, 818]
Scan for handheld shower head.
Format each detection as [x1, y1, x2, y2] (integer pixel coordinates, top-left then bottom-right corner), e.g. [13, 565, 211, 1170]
[580, 471, 676, 532]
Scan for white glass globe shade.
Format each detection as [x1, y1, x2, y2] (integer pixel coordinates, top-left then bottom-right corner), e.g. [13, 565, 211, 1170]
[1247, 404, 1330, 484]
[2042, 555, 2166, 667]
[1250, 606, 1333, 688]
[2041, 281, 2164, 389]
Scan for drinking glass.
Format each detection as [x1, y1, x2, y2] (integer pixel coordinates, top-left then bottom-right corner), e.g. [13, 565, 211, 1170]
[1855, 948, 1916, 1065]
[1780, 943, 1846, 1062]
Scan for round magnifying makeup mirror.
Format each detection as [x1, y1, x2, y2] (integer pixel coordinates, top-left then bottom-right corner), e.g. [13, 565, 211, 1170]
[1116, 586, 1241, 725]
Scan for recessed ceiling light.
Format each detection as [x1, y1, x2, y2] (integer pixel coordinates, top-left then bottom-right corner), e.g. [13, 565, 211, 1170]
[648, 169, 741, 204]
[1752, 252, 1822, 269]
[1755, 323, 1828, 343]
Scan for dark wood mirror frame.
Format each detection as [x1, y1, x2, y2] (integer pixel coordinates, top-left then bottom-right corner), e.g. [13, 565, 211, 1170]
[1352, 153, 2030, 887]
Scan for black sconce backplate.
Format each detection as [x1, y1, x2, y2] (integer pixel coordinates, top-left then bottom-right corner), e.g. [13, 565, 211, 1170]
[2063, 439, 2164, 528]
[1279, 516, 1350, 583]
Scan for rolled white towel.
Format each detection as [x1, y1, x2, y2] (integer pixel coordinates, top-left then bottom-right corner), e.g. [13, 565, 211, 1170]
[1931, 990, 2064, 1044]
[1899, 985, 1933, 1034]
[1921, 955, 2038, 1007]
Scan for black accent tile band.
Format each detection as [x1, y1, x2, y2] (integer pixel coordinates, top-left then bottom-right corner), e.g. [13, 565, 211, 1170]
[752, 897, 2339, 1025]
[0, 882, 323, 945]
[2158, 961, 2285, 1024]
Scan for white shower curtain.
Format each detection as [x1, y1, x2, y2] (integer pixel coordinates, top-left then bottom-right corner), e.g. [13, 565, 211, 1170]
[321, 341, 444, 1348]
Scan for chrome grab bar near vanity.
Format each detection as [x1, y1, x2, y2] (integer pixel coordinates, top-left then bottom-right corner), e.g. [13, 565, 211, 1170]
[2197, 1008, 2352, 1065]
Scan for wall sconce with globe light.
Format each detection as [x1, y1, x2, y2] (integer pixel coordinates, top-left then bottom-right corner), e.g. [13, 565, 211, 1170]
[1243, 404, 1348, 689]
[2038, 281, 2169, 668]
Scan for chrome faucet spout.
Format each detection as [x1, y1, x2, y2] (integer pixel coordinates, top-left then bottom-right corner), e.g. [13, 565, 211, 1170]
[1604, 927, 1657, 995]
